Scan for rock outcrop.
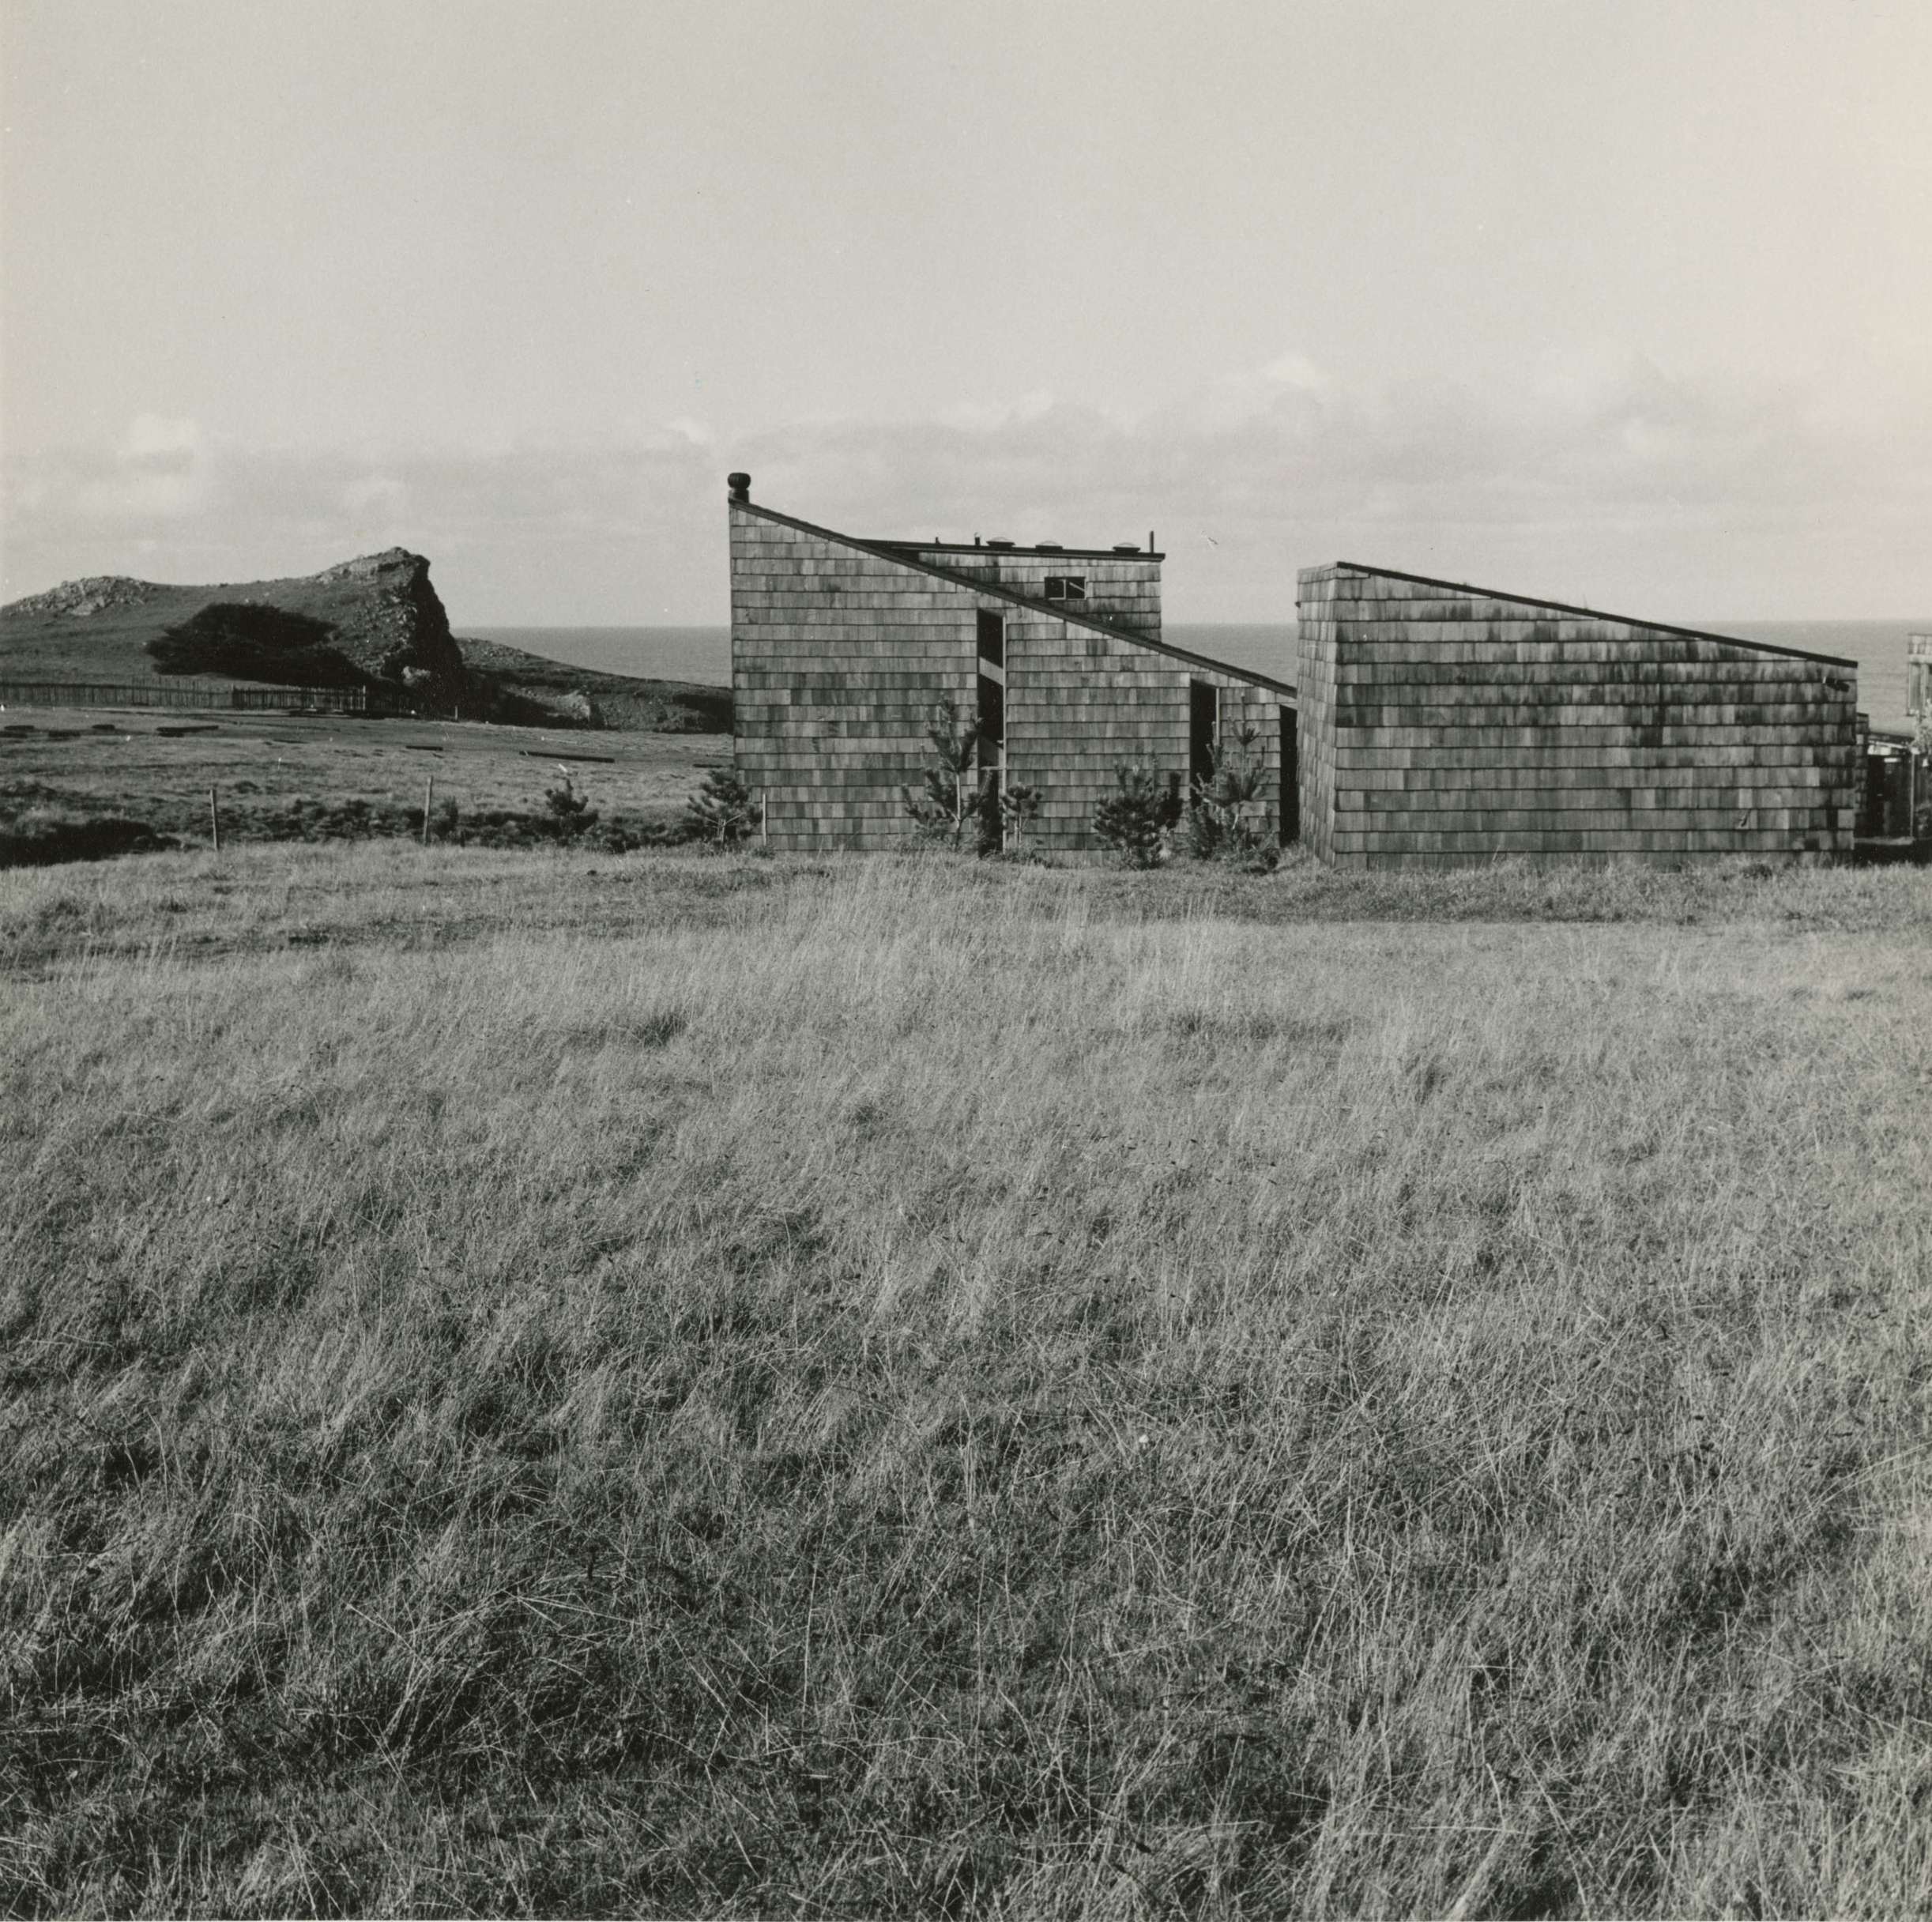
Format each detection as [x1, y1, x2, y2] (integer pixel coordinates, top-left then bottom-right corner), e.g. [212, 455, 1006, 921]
[3, 576, 164, 620]
[303, 548, 465, 692]
[1, 549, 465, 702]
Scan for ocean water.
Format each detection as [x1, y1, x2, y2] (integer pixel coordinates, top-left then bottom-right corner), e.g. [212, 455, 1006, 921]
[470, 617, 1926, 736]
[466, 625, 731, 688]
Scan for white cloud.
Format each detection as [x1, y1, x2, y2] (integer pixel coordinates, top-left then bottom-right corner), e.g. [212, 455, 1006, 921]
[3, 372, 1926, 623]
[1263, 352, 1326, 394]
[936, 390, 1056, 434]
[342, 473, 407, 515]
[53, 414, 213, 524]
[121, 414, 202, 459]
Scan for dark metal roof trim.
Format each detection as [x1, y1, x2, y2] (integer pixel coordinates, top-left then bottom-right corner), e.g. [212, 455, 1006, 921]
[735, 498, 1297, 700]
[1316, 562, 1859, 669]
[872, 538, 1166, 563]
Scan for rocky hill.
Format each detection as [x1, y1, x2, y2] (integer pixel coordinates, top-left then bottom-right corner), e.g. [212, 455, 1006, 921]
[0, 548, 467, 703]
[2, 575, 168, 622]
[1, 552, 730, 733]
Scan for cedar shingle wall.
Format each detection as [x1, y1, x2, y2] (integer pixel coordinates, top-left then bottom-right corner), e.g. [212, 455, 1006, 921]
[1295, 572, 1342, 865]
[1004, 624, 1282, 850]
[731, 509, 978, 852]
[730, 503, 1286, 853]
[1294, 566, 1859, 870]
[901, 549, 1163, 641]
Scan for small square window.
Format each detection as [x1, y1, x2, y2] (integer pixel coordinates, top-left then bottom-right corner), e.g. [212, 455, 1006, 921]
[1045, 575, 1087, 602]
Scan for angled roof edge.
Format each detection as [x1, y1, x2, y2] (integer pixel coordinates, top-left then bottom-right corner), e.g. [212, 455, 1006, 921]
[873, 538, 1166, 563]
[735, 498, 1299, 700]
[1309, 561, 1859, 669]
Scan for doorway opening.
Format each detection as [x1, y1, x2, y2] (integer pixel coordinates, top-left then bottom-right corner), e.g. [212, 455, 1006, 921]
[976, 612, 1005, 780]
[1188, 680, 1218, 798]
[1280, 708, 1301, 844]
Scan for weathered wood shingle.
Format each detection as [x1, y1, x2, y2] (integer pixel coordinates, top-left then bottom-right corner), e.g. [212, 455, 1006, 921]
[730, 496, 1294, 854]
[1296, 564, 1859, 869]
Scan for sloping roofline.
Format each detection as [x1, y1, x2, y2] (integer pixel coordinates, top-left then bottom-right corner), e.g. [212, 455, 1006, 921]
[736, 496, 1298, 700]
[1317, 561, 1858, 669]
[873, 538, 1165, 563]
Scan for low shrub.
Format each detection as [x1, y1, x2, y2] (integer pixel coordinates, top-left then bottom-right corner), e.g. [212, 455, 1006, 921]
[543, 772, 598, 838]
[686, 766, 759, 845]
[902, 698, 981, 850]
[1184, 724, 1279, 870]
[0, 809, 172, 867]
[1092, 764, 1181, 866]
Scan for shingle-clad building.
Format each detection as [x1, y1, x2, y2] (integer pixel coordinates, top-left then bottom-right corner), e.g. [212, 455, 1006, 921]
[728, 475, 1297, 854]
[1296, 563, 1861, 869]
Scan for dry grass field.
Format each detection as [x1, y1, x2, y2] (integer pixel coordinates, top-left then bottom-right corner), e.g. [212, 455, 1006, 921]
[1, 705, 725, 861]
[3, 846, 1929, 1917]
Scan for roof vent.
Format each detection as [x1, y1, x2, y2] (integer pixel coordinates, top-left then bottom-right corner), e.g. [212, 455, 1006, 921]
[727, 472, 751, 502]
[1112, 543, 1142, 554]
[986, 538, 1015, 551]
[1035, 541, 1064, 552]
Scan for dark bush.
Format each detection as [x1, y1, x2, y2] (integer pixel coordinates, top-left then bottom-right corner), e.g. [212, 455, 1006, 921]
[543, 774, 598, 837]
[0, 814, 171, 867]
[974, 773, 1004, 857]
[1092, 766, 1181, 867]
[686, 766, 758, 845]
[147, 604, 364, 687]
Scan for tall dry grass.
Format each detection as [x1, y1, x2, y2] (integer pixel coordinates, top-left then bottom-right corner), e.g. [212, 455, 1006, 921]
[2, 852, 1929, 1916]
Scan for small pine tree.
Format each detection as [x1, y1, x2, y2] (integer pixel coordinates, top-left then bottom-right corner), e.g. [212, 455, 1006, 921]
[543, 769, 598, 838]
[974, 772, 1004, 857]
[1185, 724, 1271, 863]
[1182, 786, 1226, 859]
[901, 697, 978, 849]
[1001, 783, 1041, 850]
[1092, 765, 1181, 867]
[686, 765, 758, 845]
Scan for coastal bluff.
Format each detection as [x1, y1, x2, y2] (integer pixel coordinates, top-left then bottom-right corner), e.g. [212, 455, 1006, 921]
[1, 548, 466, 701]
[2, 552, 731, 732]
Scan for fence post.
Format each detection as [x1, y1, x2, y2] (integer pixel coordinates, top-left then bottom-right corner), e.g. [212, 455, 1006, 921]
[209, 786, 220, 854]
[423, 774, 435, 846]
[761, 793, 768, 844]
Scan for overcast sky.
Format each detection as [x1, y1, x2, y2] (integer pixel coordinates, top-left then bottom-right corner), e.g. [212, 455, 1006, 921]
[2, 0, 1926, 626]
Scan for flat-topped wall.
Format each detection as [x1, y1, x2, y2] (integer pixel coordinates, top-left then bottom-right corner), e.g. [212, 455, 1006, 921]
[1296, 566, 1859, 869]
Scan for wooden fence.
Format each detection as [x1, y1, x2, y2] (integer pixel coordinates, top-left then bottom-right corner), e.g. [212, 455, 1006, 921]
[0, 680, 375, 714]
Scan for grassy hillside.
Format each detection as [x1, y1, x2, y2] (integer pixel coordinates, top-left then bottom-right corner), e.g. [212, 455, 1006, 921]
[3, 849, 1929, 1916]
[1, 703, 727, 865]
[0, 580, 274, 687]
[454, 635, 729, 733]
[0, 575, 729, 733]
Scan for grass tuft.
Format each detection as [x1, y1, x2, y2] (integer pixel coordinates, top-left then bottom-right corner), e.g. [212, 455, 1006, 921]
[1, 850, 1927, 1915]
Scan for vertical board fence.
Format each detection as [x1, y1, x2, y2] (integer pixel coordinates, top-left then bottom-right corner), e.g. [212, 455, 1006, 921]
[0, 680, 378, 714]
